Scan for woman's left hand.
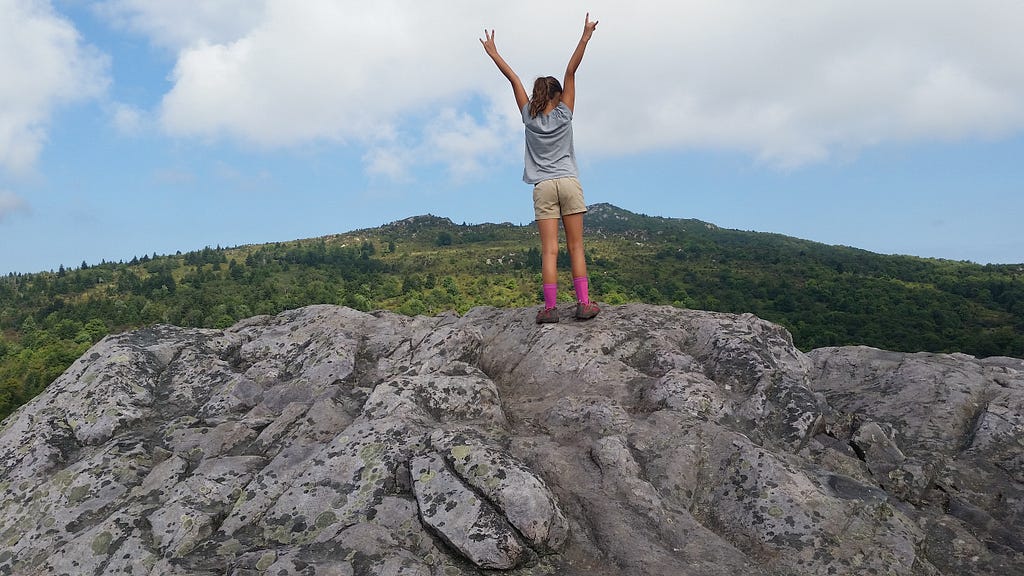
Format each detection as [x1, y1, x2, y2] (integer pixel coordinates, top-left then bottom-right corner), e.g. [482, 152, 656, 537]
[480, 29, 500, 57]
[582, 13, 598, 41]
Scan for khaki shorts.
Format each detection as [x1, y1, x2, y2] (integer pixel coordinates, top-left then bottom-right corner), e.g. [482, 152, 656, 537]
[533, 177, 586, 220]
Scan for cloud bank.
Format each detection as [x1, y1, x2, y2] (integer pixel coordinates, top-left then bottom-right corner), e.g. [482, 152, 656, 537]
[0, 0, 108, 174]
[98, 0, 1024, 172]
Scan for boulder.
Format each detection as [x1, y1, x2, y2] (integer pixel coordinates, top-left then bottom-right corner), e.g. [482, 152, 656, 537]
[0, 304, 1021, 575]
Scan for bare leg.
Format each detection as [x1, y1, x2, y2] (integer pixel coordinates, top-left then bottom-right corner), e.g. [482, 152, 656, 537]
[537, 217, 561, 285]
[561, 212, 587, 279]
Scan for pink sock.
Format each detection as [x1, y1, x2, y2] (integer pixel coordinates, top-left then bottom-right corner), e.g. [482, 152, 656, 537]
[573, 277, 590, 304]
[543, 283, 558, 309]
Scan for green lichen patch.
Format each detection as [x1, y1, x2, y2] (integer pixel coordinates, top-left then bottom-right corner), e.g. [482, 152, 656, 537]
[450, 445, 472, 462]
[359, 442, 384, 462]
[256, 550, 277, 570]
[52, 469, 76, 489]
[217, 539, 243, 556]
[91, 531, 113, 555]
[315, 510, 338, 529]
[67, 484, 91, 504]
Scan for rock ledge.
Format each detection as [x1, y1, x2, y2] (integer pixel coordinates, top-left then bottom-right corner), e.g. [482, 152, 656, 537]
[1, 304, 1021, 575]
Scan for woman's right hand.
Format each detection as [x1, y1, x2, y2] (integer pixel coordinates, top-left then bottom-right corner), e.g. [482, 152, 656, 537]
[480, 28, 529, 110]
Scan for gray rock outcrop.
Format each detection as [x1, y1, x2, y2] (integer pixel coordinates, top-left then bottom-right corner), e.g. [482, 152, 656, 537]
[0, 304, 1021, 575]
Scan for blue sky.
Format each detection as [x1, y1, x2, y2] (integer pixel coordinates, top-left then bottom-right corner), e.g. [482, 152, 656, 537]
[2, 0, 1022, 275]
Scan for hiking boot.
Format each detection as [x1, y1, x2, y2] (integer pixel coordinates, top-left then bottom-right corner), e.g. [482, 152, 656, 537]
[535, 307, 559, 324]
[575, 301, 600, 320]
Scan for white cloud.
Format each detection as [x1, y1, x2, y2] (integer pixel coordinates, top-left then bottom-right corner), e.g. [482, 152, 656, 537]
[157, 0, 494, 147]
[423, 109, 511, 181]
[363, 146, 411, 182]
[213, 160, 272, 191]
[0, 190, 29, 222]
[153, 168, 195, 185]
[94, 0, 267, 51]
[111, 102, 144, 135]
[0, 0, 109, 173]
[107, 0, 1024, 170]
[364, 107, 511, 183]
[576, 1, 1024, 166]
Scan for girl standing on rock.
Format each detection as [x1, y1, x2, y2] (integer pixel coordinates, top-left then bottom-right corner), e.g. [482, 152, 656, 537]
[480, 13, 601, 324]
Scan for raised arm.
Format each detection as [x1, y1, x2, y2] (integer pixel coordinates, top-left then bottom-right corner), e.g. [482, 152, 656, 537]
[562, 13, 598, 113]
[480, 29, 529, 111]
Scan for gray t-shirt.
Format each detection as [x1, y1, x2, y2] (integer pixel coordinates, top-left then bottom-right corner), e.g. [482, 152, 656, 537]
[521, 102, 578, 185]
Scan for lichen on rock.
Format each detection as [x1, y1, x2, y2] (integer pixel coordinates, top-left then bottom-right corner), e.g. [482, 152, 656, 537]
[0, 304, 1020, 575]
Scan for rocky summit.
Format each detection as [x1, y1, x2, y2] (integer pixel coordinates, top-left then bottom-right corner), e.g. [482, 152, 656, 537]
[0, 304, 1021, 576]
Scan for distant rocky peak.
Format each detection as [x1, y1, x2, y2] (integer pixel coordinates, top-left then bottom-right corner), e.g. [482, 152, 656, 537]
[382, 214, 456, 230]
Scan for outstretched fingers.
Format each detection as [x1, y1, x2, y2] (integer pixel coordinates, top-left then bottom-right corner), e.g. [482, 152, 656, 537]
[480, 28, 500, 54]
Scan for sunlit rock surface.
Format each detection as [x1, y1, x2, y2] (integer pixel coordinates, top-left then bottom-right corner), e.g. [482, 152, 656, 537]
[1, 304, 1021, 575]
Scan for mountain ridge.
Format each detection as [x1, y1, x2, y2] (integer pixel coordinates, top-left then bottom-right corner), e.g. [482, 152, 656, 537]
[2, 203, 1021, 422]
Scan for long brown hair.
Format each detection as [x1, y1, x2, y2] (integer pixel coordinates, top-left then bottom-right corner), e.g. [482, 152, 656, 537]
[529, 76, 563, 118]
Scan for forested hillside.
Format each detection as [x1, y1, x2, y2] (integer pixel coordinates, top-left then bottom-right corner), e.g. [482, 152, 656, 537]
[2, 203, 1022, 420]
